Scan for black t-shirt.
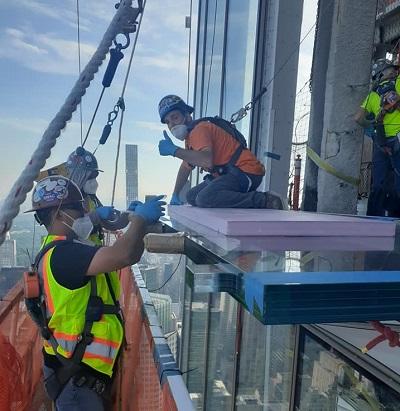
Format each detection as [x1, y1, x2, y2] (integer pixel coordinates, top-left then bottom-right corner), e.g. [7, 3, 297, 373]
[49, 242, 99, 289]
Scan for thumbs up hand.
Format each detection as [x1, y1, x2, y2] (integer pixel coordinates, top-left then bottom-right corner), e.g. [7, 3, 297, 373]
[158, 131, 179, 157]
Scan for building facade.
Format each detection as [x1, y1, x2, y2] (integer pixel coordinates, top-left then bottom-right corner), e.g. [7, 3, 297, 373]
[156, 1, 400, 410]
[0, 232, 16, 267]
[125, 144, 138, 209]
[192, 0, 303, 198]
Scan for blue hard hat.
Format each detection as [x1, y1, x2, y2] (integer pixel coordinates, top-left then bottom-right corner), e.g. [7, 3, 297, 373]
[371, 59, 397, 81]
[158, 95, 194, 123]
[66, 147, 102, 190]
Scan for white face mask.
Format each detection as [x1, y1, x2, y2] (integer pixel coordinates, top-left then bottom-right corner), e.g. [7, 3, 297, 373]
[83, 179, 98, 195]
[61, 211, 94, 240]
[170, 124, 189, 141]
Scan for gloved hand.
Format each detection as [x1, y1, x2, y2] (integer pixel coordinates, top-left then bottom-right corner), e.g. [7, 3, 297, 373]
[159, 131, 178, 157]
[134, 195, 166, 224]
[170, 193, 183, 205]
[96, 206, 115, 220]
[127, 200, 143, 211]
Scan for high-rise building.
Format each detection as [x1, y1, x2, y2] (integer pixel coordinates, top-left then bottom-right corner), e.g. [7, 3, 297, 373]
[125, 144, 138, 209]
[0, 232, 16, 267]
[150, 292, 174, 334]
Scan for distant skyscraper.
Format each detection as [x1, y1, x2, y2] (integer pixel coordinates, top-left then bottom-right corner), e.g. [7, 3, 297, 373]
[125, 144, 138, 209]
[0, 232, 16, 267]
[150, 292, 174, 334]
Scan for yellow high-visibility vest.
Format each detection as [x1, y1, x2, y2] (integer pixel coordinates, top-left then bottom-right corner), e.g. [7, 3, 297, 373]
[39, 235, 123, 377]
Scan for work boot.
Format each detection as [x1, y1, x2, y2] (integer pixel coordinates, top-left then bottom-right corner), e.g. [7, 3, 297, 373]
[264, 191, 287, 210]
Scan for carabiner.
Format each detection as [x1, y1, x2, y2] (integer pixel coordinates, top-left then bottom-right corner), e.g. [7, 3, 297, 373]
[230, 107, 247, 124]
[113, 33, 130, 50]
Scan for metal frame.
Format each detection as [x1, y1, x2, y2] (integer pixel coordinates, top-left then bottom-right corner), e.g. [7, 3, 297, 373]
[250, 0, 267, 155]
[231, 303, 244, 411]
[193, 0, 208, 119]
[201, 293, 212, 409]
[288, 325, 301, 411]
[219, 0, 230, 118]
[303, 324, 400, 394]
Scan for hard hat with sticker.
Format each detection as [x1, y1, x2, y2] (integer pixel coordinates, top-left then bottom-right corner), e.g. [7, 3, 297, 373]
[26, 175, 84, 212]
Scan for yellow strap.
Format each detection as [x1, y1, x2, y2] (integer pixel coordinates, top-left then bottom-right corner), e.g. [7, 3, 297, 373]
[307, 146, 361, 187]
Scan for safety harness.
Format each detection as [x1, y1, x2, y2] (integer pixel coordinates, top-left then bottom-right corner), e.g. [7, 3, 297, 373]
[24, 239, 121, 400]
[373, 80, 400, 146]
[189, 116, 248, 175]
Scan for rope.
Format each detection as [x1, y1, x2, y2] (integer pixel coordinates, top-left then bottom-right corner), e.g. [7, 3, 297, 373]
[82, 87, 106, 147]
[0, 0, 134, 247]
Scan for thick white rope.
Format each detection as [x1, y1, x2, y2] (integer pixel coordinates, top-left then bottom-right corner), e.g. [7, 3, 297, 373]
[0, 0, 133, 247]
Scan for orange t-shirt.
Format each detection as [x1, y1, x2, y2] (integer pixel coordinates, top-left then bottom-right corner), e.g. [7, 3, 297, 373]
[183, 122, 265, 176]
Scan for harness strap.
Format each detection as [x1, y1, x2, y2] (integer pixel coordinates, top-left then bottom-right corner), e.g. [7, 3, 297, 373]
[211, 145, 244, 175]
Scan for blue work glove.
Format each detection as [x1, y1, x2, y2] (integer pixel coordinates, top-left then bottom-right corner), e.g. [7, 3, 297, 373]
[158, 131, 178, 157]
[170, 193, 183, 205]
[127, 200, 143, 211]
[134, 195, 166, 224]
[96, 206, 115, 220]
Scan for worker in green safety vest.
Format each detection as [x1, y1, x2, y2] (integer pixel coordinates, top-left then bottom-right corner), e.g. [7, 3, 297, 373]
[355, 58, 400, 216]
[26, 175, 165, 410]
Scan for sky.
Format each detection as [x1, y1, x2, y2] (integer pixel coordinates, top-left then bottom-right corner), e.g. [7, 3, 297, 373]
[0, 0, 317, 212]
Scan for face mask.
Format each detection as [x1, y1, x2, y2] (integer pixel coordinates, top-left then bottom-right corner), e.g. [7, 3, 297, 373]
[170, 124, 189, 141]
[83, 179, 98, 195]
[61, 211, 94, 240]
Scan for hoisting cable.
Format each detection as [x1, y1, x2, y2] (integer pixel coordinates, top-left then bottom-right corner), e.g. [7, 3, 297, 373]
[76, 0, 83, 146]
[0, 0, 135, 247]
[230, 0, 334, 124]
[82, 1, 140, 148]
[108, 0, 146, 207]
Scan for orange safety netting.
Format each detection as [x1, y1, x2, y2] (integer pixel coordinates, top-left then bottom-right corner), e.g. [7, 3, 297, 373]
[0, 267, 183, 411]
[0, 280, 52, 411]
[115, 266, 179, 411]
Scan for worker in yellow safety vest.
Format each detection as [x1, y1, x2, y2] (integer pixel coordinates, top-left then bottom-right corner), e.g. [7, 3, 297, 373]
[355, 59, 400, 216]
[26, 175, 165, 410]
[65, 146, 132, 245]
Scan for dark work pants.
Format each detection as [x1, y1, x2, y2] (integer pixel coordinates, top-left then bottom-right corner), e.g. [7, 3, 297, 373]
[186, 171, 265, 208]
[43, 365, 104, 411]
[367, 137, 400, 216]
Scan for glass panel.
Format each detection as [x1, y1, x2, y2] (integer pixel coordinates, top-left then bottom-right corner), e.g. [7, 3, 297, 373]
[202, 0, 226, 116]
[236, 310, 295, 410]
[295, 333, 400, 411]
[185, 288, 210, 409]
[222, 0, 259, 139]
[205, 292, 237, 410]
[139, 252, 186, 364]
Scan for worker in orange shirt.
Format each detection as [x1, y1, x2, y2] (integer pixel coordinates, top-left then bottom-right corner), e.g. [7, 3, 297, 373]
[157, 95, 285, 209]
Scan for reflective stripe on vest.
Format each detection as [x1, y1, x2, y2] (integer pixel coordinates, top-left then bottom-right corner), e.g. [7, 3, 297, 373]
[39, 235, 123, 376]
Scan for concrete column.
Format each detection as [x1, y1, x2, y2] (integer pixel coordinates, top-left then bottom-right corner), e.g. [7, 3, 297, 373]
[302, 0, 335, 211]
[316, 0, 377, 214]
[254, 0, 304, 199]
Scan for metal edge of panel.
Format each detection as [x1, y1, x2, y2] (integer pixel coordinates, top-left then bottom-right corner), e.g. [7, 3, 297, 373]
[131, 265, 195, 409]
[303, 324, 400, 394]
